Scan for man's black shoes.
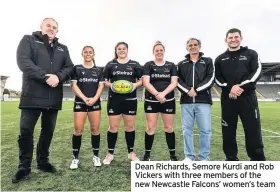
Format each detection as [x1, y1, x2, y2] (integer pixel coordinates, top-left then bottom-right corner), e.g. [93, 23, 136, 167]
[37, 162, 57, 173]
[12, 168, 31, 183]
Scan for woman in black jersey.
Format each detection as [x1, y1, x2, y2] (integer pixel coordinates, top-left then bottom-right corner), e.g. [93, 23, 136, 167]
[70, 46, 104, 169]
[102, 42, 142, 165]
[142, 41, 178, 161]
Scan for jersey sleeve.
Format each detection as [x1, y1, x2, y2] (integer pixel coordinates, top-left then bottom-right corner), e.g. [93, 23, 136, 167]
[143, 62, 151, 77]
[103, 62, 111, 81]
[70, 65, 77, 81]
[135, 62, 143, 80]
[98, 69, 105, 83]
[171, 63, 178, 76]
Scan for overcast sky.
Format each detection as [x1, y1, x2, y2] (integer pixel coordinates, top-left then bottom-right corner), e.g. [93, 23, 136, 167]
[1, 0, 280, 90]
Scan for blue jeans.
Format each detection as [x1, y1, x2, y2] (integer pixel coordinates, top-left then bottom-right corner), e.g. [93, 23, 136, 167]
[181, 104, 212, 160]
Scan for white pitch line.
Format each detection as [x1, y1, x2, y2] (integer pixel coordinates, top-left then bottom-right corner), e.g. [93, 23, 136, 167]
[211, 114, 280, 136]
[180, 133, 280, 138]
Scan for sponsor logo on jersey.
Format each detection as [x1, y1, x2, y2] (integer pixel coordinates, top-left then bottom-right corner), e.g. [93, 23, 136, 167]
[239, 55, 247, 60]
[166, 109, 173, 112]
[75, 105, 81, 109]
[93, 105, 100, 109]
[147, 106, 152, 110]
[112, 71, 133, 76]
[79, 78, 98, 83]
[151, 74, 170, 78]
[109, 109, 114, 113]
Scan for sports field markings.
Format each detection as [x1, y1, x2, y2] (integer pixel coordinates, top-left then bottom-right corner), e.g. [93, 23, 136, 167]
[211, 114, 280, 136]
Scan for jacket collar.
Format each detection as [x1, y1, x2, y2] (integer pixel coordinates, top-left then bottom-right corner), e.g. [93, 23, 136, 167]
[185, 52, 204, 61]
[32, 31, 58, 44]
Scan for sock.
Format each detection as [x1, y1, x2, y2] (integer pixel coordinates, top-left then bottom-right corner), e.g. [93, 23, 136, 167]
[165, 131, 176, 156]
[107, 131, 118, 154]
[72, 134, 82, 159]
[125, 130, 135, 153]
[91, 134, 100, 157]
[145, 132, 154, 156]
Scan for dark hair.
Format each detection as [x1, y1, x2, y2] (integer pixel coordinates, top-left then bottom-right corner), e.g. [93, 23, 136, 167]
[226, 28, 242, 38]
[153, 41, 165, 52]
[82, 45, 95, 65]
[42, 18, 58, 26]
[114, 42, 128, 60]
[186, 38, 201, 47]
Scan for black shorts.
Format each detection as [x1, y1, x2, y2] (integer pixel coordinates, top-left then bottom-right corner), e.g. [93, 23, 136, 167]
[73, 101, 101, 112]
[107, 95, 137, 116]
[144, 99, 176, 114]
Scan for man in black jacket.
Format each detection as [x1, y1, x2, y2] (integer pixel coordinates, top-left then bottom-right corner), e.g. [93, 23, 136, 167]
[177, 38, 214, 161]
[215, 28, 265, 161]
[12, 18, 74, 183]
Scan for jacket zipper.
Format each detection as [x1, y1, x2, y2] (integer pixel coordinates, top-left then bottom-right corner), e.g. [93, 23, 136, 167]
[49, 43, 55, 100]
[191, 55, 203, 103]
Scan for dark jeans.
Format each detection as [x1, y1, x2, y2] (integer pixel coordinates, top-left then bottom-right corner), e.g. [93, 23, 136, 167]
[18, 108, 58, 169]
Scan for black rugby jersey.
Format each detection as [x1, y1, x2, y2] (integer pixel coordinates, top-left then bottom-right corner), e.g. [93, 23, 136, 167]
[71, 64, 104, 102]
[103, 59, 142, 98]
[143, 61, 177, 101]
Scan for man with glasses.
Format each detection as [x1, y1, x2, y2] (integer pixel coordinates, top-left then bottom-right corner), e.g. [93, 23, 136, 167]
[177, 38, 215, 161]
[215, 28, 265, 161]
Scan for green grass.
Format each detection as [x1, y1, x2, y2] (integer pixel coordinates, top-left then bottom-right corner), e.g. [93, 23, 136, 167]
[1, 101, 280, 191]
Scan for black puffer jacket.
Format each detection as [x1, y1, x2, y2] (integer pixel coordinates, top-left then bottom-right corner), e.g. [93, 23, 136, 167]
[17, 31, 74, 110]
[177, 53, 215, 104]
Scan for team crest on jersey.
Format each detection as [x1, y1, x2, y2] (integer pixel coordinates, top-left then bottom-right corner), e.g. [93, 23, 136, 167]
[127, 66, 133, 70]
[75, 105, 81, 109]
[164, 68, 169, 72]
[239, 55, 247, 60]
[82, 71, 85, 75]
[115, 66, 118, 69]
[92, 72, 97, 76]
[109, 109, 114, 113]
[147, 106, 152, 110]
[199, 60, 206, 64]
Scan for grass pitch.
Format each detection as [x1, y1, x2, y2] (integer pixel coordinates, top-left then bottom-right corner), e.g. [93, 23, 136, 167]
[1, 101, 280, 191]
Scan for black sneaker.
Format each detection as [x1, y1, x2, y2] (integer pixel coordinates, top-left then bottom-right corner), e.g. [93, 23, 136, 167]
[12, 168, 31, 183]
[170, 155, 178, 161]
[143, 154, 150, 161]
[226, 156, 239, 161]
[37, 162, 57, 173]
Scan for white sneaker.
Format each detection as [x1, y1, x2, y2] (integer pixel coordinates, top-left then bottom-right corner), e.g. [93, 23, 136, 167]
[103, 153, 114, 165]
[93, 156, 101, 167]
[183, 157, 193, 162]
[128, 152, 140, 161]
[70, 159, 79, 169]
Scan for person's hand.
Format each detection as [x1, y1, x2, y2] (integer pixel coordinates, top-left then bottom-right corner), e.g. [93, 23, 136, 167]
[188, 88, 197, 97]
[160, 97, 167, 104]
[229, 92, 237, 100]
[46, 74, 59, 87]
[82, 97, 91, 105]
[230, 85, 244, 96]
[88, 97, 98, 106]
[155, 92, 166, 103]
[105, 81, 112, 88]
